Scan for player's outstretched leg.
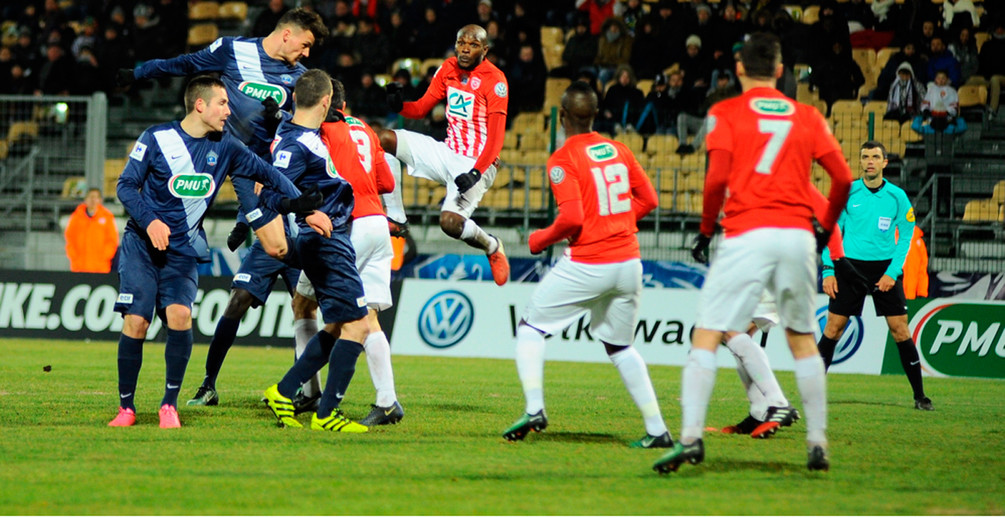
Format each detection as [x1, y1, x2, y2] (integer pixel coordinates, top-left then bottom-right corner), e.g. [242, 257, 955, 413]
[486, 235, 509, 286]
[502, 410, 548, 442]
[653, 439, 705, 474]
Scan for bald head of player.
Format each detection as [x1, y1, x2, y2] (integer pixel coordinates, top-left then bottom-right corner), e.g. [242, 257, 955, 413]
[455, 24, 489, 70]
[560, 81, 600, 136]
[735, 32, 784, 91]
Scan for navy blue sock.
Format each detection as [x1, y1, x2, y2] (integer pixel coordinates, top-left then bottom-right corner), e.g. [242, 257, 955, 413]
[202, 316, 240, 389]
[162, 328, 193, 408]
[277, 330, 335, 398]
[117, 334, 145, 411]
[317, 339, 365, 417]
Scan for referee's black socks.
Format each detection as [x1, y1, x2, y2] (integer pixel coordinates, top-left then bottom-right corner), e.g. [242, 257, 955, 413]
[818, 335, 839, 371]
[896, 339, 927, 400]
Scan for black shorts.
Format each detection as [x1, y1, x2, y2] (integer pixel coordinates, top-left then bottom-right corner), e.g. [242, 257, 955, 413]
[828, 258, 908, 317]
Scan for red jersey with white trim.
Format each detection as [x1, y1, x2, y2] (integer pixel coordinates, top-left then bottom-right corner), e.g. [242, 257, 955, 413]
[423, 57, 508, 159]
[705, 87, 842, 237]
[320, 113, 394, 219]
[546, 132, 655, 264]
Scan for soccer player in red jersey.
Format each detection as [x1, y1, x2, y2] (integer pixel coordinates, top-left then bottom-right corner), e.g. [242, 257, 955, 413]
[501, 82, 673, 449]
[288, 79, 405, 426]
[379, 24, 511, 286]
[654, 33, 853, 474]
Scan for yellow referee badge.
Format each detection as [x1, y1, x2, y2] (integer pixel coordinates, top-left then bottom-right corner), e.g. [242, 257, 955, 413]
[906, 207, 915, 222]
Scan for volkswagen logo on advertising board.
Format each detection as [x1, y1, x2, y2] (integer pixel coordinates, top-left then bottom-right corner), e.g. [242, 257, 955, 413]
[816, 306, 863, 365]
[418, 290, 474, 348]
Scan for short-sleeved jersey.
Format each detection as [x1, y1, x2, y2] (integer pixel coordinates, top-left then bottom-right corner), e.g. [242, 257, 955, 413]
[822, 179, 915, 279]
[320, 114, 394, 219]
[136, 37, 305, 157]
[705, 87, 843, 237]
[424, 57, 508, 159]
[545, 132, 651, 263]
[270, 120, 355, 231]
[117, 122, 300, 259]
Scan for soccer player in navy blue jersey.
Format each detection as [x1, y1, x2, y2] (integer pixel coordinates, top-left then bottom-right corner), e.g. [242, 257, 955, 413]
[114, 10, 330, 408]
[108, 76, 326, 429]
[259, 69, 372, 433]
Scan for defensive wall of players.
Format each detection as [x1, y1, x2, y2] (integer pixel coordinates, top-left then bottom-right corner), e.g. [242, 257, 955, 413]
[1, 270, 1001, 381]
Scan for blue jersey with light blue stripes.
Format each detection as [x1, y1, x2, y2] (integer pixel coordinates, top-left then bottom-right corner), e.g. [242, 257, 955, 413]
[822, 179, 915, 279]
[135, 37, 305, 157]
[117, 122, 301, 260]
[269, 120, 355, 231]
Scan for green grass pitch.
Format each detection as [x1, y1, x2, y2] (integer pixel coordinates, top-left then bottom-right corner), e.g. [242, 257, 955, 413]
[1, 338, 1002, 515]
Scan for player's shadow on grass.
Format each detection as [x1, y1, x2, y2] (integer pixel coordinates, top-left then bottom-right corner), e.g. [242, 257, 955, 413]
[830, 399, 902, 408]
[534, 431, 622, 444]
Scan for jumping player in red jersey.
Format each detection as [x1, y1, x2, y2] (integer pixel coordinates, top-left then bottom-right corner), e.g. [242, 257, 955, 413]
[289, 79, 405, 426]
[653, 33, 853, 474]
[501, 81, 673, 449]
[379, 24, 510, 286]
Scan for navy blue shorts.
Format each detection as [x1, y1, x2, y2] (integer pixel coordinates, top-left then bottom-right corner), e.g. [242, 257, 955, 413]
[232, 240, 300, 307]
[296, 229, 368, 324]
[115, 229, 198, 321]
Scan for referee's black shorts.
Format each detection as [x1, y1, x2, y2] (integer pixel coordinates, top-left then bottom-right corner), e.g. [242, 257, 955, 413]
[828, 258, 908, 317]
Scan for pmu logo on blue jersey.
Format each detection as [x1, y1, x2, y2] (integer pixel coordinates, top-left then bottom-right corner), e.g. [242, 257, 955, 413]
[418, 290, 474, 348]
[816, 306, 864, 365]
[280, 74, 293, 85]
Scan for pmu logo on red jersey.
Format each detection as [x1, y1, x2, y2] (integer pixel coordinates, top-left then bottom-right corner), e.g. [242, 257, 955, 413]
[586, 143, 618, 162]
[446, 87, 475, 120]
[749, 98, 795, 116]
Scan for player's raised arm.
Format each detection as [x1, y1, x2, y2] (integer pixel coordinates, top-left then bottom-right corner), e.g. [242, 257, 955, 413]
[119, 39, 227, 86]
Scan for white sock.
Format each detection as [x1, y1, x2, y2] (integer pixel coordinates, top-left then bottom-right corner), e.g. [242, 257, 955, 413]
[732, 350, 768, 421]
[364, 332, 397, 407]
[726, 334, 789, 409]
[680, 348, 717, 441]
[794, 355, 828, 446]
[610, 347, 668, 437]
[460, 218, 497, 254]
[381, 154, 407, 223]
[293, 318, 321, 398]
[515, 325, 546, 414]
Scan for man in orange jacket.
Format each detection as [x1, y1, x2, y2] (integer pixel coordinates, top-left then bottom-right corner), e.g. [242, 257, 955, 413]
[65, 188, 119, 273]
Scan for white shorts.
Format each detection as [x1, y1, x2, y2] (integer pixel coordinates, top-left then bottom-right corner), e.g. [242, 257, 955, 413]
[752, 291, 780, 333]
[296, 215, 393, 311]
[393, 129, 497, 219]
[696, 228, 817, 334]
[523, 256, 642, 346]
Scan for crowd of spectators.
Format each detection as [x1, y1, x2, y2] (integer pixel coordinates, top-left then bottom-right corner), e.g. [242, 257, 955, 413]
[1, 0, 1003, 138]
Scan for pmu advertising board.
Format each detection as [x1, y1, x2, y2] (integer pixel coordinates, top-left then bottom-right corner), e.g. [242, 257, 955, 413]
[389, 280, 892, 375]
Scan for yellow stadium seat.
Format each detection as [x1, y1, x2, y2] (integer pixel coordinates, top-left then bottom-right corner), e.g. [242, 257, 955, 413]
[958, 85, 988, 107]
[962, 199, 998, 222]
[875, 47, 900, 71]
[992, 180, 1005, 204]
[188, 23, 219, 48]
[218, 1, 248, 21]
[189, 1, 219, 21]
[614, 132, 645, 156]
